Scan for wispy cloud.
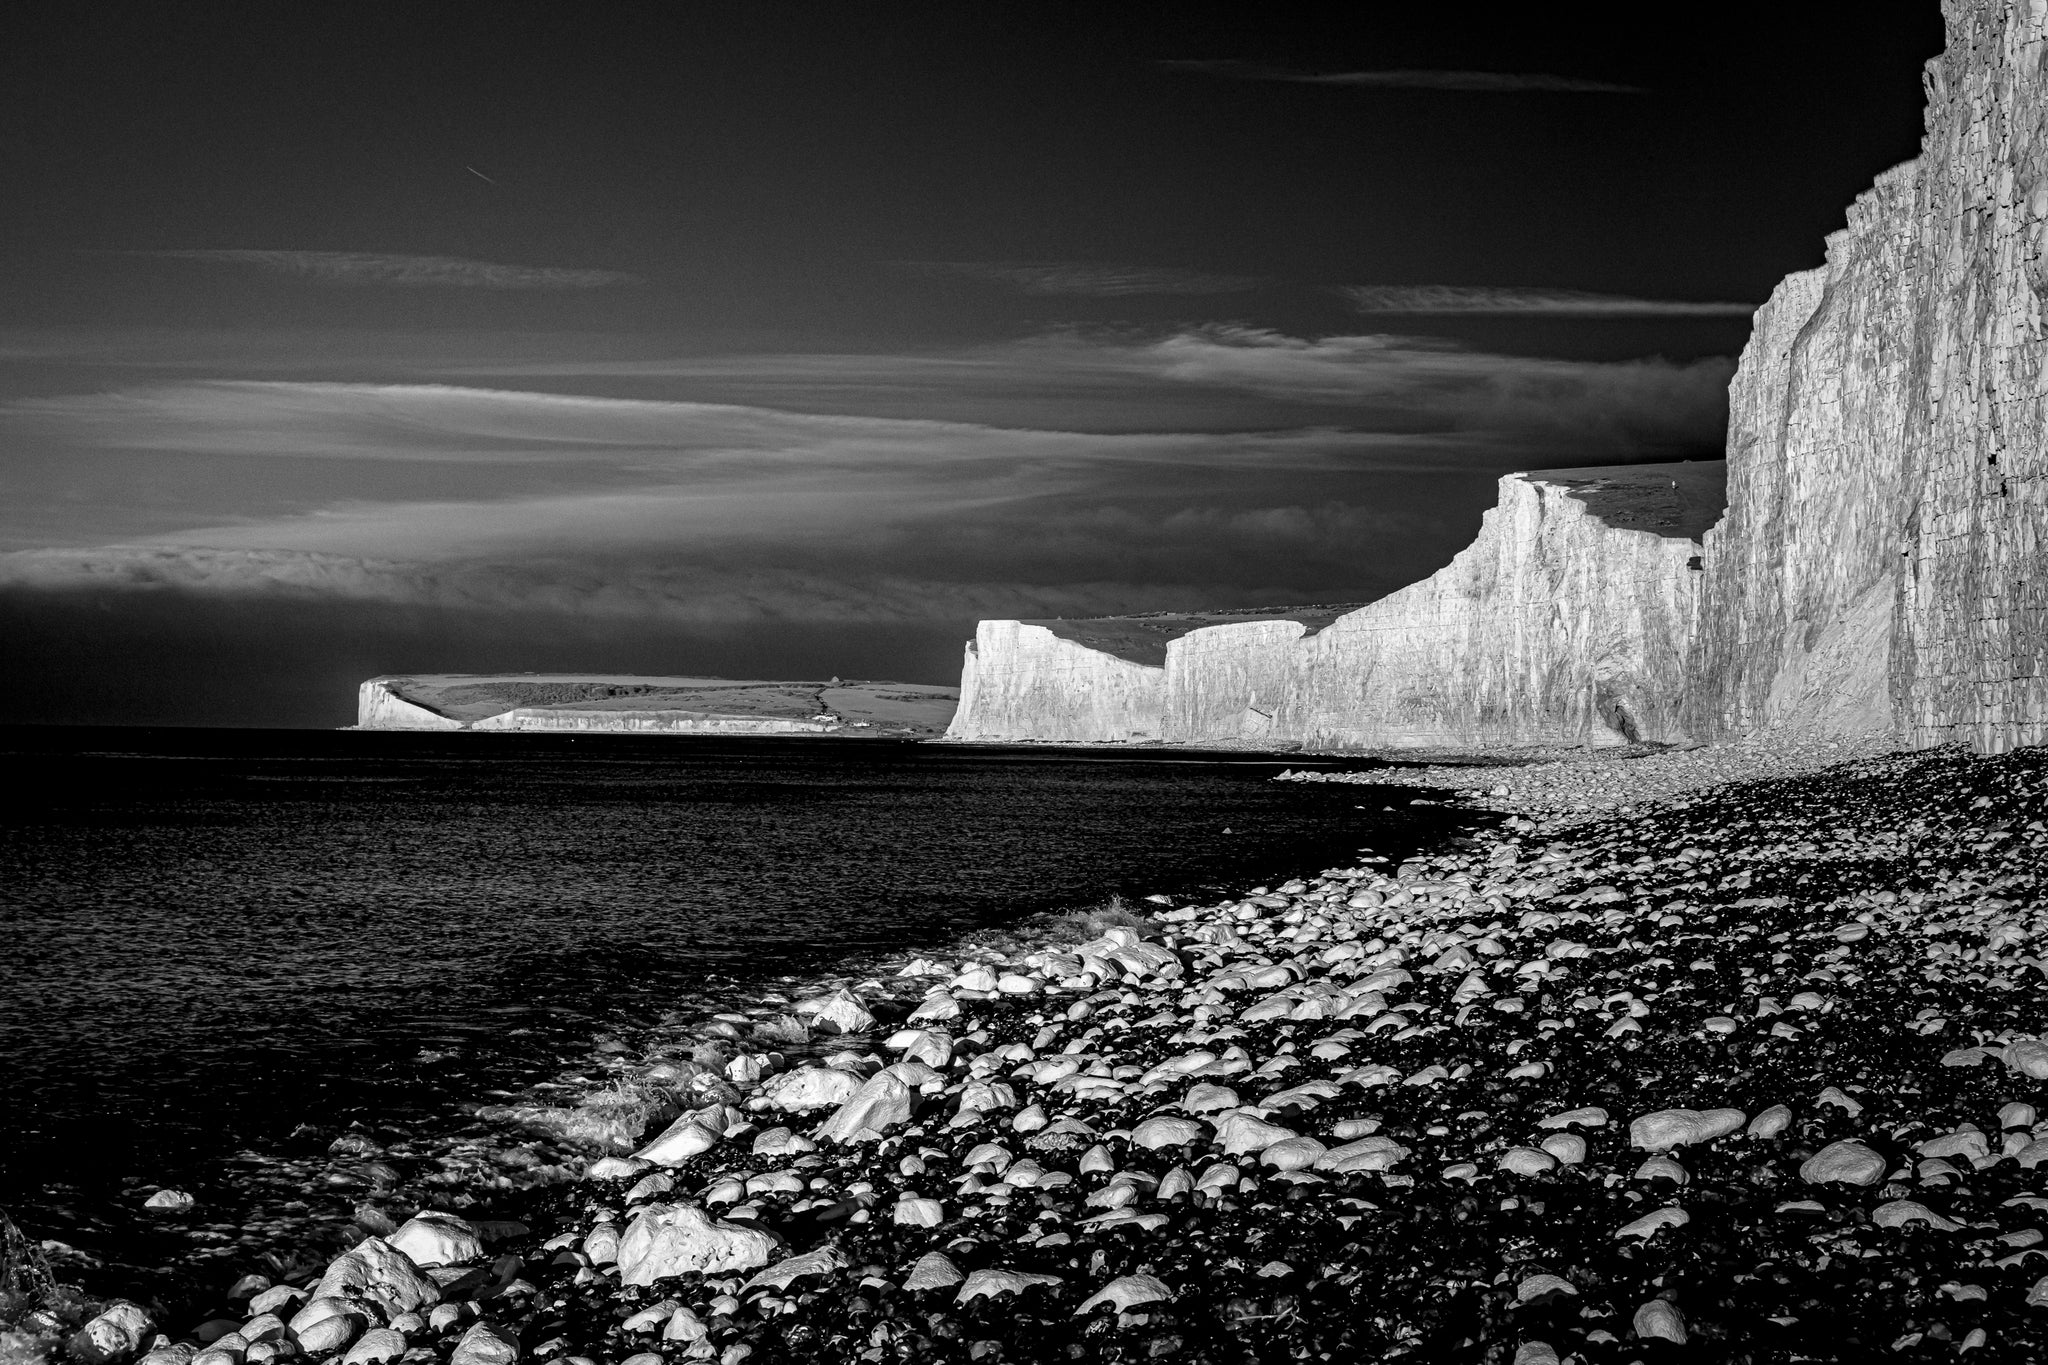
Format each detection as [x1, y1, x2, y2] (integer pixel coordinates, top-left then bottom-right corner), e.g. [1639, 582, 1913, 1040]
[1343, 285, 1756, 318]
[1157, 60, 1645, 94]
[898, 260, 1262, 297]
[0, 327, 1731, 624]
[130, 250, 638, 290]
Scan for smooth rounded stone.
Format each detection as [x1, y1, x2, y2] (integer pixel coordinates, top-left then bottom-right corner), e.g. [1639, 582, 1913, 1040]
[662, 1308, 708, 1343]
[426, 1305, 466, 1334]
[955, 1268, 1062, 1304]
[1512, 1344, 1561, 1365]
[996, 973, 1040, 995]
[143, 1188, 194, 1213]
[1833, 922, 1871, 943]
[815, 1071, 915, 1143]
[908, 992, 962, 1023]
[1799, 1140, 1888, 1186]
[635, 1117, 722, 1166]
[1011, 1103, 1049, 1133]
[1747, 1104, 1794, 1139]
[1872, 1199, 1964, 1231]
[1314, 1136, 1411, 1173]
[586, 1156, 647, 1180]
[582, 1223, 621, 1265]
[1628, 1107, 1746, 1152]
[241, 1315, 287, 1345]
[902, 1252, 964, 1291]
[1078, 1144, 1116, 1175]
[1537, 1107, 1608, 1130]
[1919, 1130, 1991, 1162]
[1634, 1155, 1688, 1185]
[1194, 1162, 1241, 1191]
[1156, 1166, 1195, 1199]
[2007, 1038, 2048, 1079]
[1181, 1084, 1239, 1114]
[1261, 1136, 1328, 1171]
[963, 1142, 1015, 1172]
[245, 1287, 304, 1319]
[2002, 1102, 2039, 1130]
[286, 1298, 356, 1336]
[1498, 1147, 1558, 1177]
[1515, 1275, 1576, 1305]
[741, 1245, 849, 1295]
[1633, 1300, 1687, 1345]
[1538, 1133, 1587, 1165]
[1214, 1113, 1299, 1157]
[1613, 1206, 1689, 1240]
[886, 1029, 955, 1068]
[1816, 1086, 1864, 1116]
[800, 989, 877, 1035]
[448, 1323, 517, 1365]
[893, 1196, 945, 1227]
[616, 1205, 781, 1286]
[339, 1328, 405, 1365]
[1076, 1274, 1174, 1315]
[1131, 1115, 1206, 1149]
[760, 1067, 864, 1114]
[314, 1238, 441, 1316]
[749, 1127, 816, 1157]
[1330, 1117, 1381, 1139]
[1704, 1017, 1740, 1034]
[951, 966, 1001, 993]
[1942, 1046, 1997, 1068]
[72, 1302, 155, 1365]
[386, 1212, 483, 1269]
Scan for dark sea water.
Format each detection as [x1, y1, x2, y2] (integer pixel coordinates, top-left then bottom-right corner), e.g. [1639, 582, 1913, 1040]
[0, 727, 1478, 1309]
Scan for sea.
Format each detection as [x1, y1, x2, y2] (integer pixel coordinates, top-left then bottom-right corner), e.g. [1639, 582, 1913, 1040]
[0, 727, 1480, 1312]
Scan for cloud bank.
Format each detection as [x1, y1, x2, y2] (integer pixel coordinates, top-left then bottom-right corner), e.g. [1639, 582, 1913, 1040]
[1343, 285, 1756, 317]
[132, 250, 638, 290]
[1157, 61, 1645, 94]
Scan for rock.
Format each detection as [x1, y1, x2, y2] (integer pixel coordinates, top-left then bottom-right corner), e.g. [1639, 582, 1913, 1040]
[1076, 1275, 1174, 1315]
[1260, 1137, 1327, 1171]
[740, 1246, 848, 1295]
[1213, 1113, 1299, 1156]
[1633, 1300, 1687, 1345]
[1314, 1136, 1411, 1173]
[760, 1067, 864, 1113]
[634, 1116, 723, 1166]
[72, 1302, 154, 1365]
[615, 1205, 781, 1286]
[903, 1252, 964, 1291]
[1537, 1107, 1608, 1130]
[893, 1196, 945, 1227]
[1512, 1345, 1561, 1365]
[1538, 1134, 1587, 1165]
[1746, 1104, 1794, 1138]
[1131, 1115, 1206, 1149]
[954, 1269, 1062, 1304]
[340, 1330, 406, 1365]
[2007, 1038, 2048, 1079]
[1498, 1147, 1558, 1176]
[799, 989, 877, 1034]
[1628, 1107, 1746, 1151]
[815, 1070, 917, 1143]
[142, 1189, 193, 1213]
[386, 1212, 483, 1268]
[1799, 1140, 1888, 1186]
[1872, 1199, 1963, 1231]
[292, 1314, 360, 1355]
[314, 1238, 440, 1316]
[1613, 1207, 1689, 1240]
[448, 1323, 516, 1365]
[1515, 1275, 1577, 1304]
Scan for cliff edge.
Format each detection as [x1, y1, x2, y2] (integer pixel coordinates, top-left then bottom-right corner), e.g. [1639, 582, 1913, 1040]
[946, 461, 1722, 749]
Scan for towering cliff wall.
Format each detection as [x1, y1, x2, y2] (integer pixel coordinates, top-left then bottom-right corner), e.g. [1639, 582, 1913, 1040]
[1692, 0, 2048, 752]
[357, 678, 464, 731]
[947, 463, 1721, 749]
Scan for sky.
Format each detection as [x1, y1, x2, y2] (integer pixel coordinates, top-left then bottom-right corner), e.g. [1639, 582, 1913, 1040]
[1, 1, 1947, 726]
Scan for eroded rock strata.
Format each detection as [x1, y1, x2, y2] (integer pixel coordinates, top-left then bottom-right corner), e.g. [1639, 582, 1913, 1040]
[947, 462, 1723, 750]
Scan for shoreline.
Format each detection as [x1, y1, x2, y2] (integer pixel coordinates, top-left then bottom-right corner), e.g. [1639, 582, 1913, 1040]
[13, 734, 2048, 1363]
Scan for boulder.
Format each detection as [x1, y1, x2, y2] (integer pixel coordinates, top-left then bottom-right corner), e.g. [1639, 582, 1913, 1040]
[72, 1302, 155, 1365]
[616, 1204, 780, 1286]
[313, 1238, 440, 1316]
[386, 1212, 483, 1268]
[815, 1070, 916, 1143]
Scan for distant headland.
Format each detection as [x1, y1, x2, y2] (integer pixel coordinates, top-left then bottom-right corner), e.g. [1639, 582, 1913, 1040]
[352, 673, 959, 737]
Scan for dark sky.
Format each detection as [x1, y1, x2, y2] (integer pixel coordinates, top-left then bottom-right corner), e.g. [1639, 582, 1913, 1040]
[0, 1, 1945, 726]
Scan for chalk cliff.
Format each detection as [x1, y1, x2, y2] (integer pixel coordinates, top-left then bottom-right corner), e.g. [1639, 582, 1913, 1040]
[357, 679, 464, 731]
[354, 674, 958, 736]
[946, 463, 1722, 749]
[951, 0, 2048, 756]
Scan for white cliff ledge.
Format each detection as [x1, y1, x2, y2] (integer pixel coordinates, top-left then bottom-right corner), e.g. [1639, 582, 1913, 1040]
[354, 674, 958, 737]
[947, 462, 1723, 750]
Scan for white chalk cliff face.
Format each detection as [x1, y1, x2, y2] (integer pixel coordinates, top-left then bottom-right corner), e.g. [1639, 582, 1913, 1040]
[952, 0, 2048, 756]
[946, 463, 1722, 749]
[1694, 0, 2048, 752]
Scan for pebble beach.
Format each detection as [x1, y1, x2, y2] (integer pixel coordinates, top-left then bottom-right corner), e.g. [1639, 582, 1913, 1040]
[12, 736, 2048, 1365]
